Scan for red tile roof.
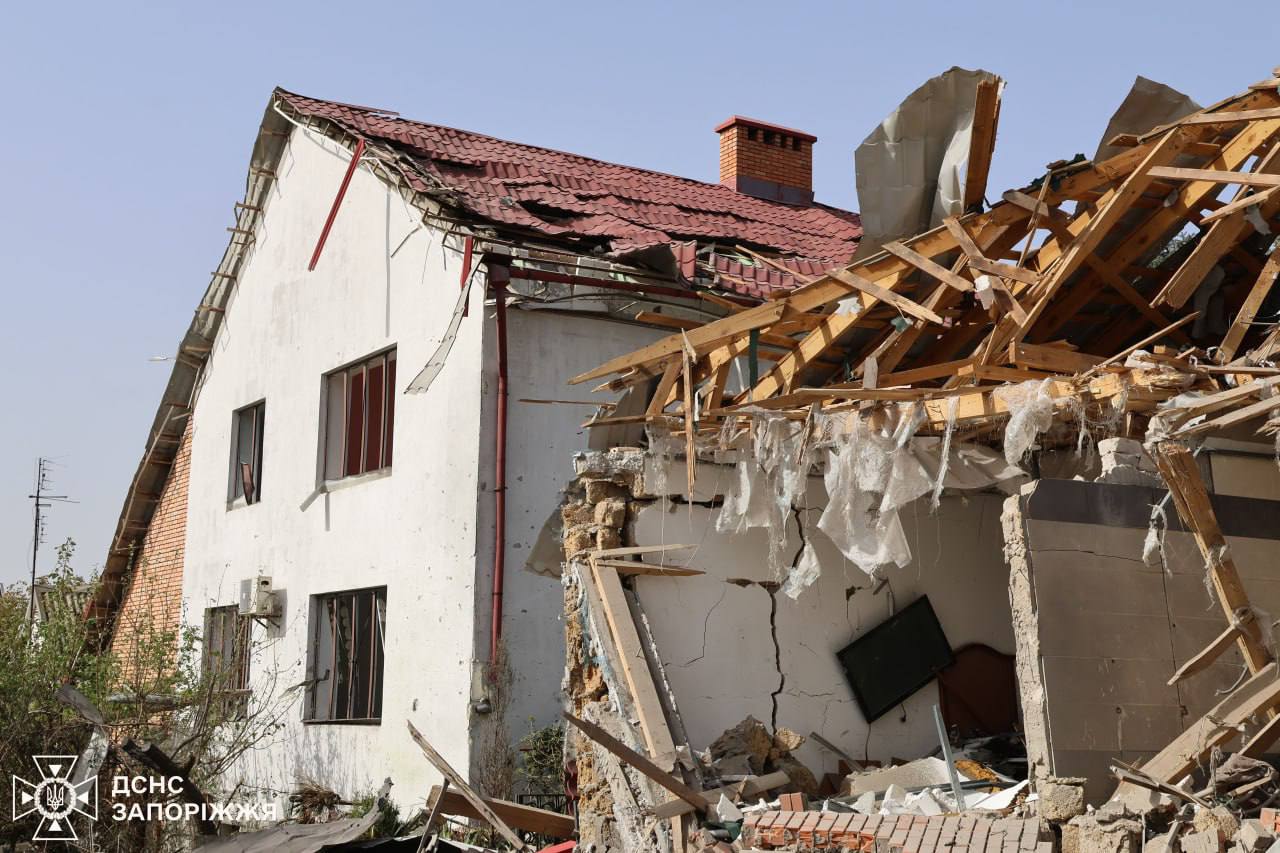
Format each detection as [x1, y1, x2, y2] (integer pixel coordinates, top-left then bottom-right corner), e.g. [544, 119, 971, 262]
[274, 89, 861, 298]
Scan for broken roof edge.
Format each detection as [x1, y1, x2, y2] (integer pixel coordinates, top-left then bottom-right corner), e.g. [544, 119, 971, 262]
[88, 91, 772, 645]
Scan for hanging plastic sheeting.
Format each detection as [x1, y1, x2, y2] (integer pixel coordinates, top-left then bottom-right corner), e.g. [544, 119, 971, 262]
[995, 379, 1057, 466]
[817, 413, 928, 578]
[781, 541, 822, 600]
[853, 67, 1003, 258]
[715, 414, 820, 576]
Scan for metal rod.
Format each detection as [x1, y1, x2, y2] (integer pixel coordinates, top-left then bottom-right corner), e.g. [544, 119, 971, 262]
[308, 138, 366, 271]
[932, 704, 966, 808]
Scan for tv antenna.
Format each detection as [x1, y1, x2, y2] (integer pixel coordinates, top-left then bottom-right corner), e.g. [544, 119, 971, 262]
[28, 457, 76, 623]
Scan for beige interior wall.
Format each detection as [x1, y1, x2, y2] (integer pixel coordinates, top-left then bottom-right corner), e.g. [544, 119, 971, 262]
[1007, 476, 1280, 804]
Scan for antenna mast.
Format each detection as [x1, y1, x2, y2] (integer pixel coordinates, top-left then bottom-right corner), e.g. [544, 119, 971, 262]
[27, 457, 73, 624]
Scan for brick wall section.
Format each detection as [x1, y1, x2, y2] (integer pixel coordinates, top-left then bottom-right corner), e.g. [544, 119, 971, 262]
[110, 422, 192, 682]
[742, 812, 1051, 853]
[718, 123, 814, 191]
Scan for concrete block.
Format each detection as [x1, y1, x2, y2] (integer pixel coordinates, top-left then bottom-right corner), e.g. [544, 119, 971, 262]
[1181, 830, 1224, 853]
[1063, 814, 1142, 853]
[1037, 778, 1086, 822]
[1237, 820, 1271, 853]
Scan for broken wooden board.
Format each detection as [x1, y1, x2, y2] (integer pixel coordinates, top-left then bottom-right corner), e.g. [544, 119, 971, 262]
[425, 785, 574, 839]
[563, 711, 707, 811]
[406, 720, 530, 851]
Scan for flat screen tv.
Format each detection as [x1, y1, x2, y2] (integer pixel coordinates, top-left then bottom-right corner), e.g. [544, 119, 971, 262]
[836, 595, 954, 722]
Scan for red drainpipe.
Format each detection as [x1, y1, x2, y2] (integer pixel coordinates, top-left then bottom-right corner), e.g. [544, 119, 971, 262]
[489, 263, 510, 669]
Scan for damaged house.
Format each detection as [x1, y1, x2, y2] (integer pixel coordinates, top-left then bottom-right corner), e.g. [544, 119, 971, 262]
[88, 87, 863, 814]
[554, 67, 1280, 852]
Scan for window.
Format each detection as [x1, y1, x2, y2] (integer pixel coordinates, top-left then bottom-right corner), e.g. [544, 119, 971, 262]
[203, 605, 251, 718]
[230, 401, 265, 504]
[306, 587, 386, 723]
[324, 349, 396, 481]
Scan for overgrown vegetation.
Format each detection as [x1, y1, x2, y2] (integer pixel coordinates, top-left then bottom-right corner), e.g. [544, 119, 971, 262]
[1, 539, 302, 851]
[517, 720, 566, 795]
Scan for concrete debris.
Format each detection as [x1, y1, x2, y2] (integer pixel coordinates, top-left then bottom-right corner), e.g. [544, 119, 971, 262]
[1063, 810, 1143, 853]
[1037, 777, 1088, 822]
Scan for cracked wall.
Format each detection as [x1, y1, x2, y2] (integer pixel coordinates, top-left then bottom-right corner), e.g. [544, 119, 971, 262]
[561, 449, 1017, 840]
[1003, 474, 1280, 805]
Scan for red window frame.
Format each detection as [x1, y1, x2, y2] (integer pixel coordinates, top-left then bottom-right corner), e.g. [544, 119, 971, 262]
[325, 349, 396, 480]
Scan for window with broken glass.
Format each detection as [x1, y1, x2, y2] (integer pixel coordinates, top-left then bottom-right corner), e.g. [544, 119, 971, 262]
[323, 349, 396, 481]
[203, 605, 252, 718]
[305, 587, 386, 723]
[229, 400, 265, 504]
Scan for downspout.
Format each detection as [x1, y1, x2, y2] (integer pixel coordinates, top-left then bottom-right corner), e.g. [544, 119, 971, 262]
[489, 262, 511, 669]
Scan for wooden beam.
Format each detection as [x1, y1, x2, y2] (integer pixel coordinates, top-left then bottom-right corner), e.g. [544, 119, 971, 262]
[653, 770, 792, 820]
[1151, 442, 1271, 674]
[563, 711, 706, 811]
[1180, 107, 1280, 125]
[593, 559, 703, 577]
[1199, 185, 1279, 225]
[879, 358, 976, 387]
[1007, 341, 1102, 374]
[584, 558, 678, 765]
[1221, 245, 1280, 361]
[882, 240, 975, 292]
[830, 269, 945, 325]
[407, 721, 529, 851]
[963, 77, 1002, 211]
[1167, 617, 1248, 686]
[1112, 662, 1280, 807]
[1080, 253, 1192, 344]
[569, 300, 788, 384]
[1147, 166, 1280, 187]
[425, 785, 575, 839]
[1175, 393, 1280, 437]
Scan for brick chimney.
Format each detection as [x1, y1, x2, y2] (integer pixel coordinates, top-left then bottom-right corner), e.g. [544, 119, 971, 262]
[716, 116, 816, 205]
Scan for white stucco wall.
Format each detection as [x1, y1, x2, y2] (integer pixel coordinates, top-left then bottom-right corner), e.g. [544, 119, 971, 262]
[625, 472, 1013, 779]
[181, 124, 681, 812]
[480, 309, 666, 748]
[182, 125, 488, 812]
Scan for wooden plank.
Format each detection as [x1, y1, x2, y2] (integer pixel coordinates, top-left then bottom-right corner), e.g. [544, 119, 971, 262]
[563, 711, 706, 810]
[646, 360, 681, 417]
[407, 721, 529, 851]
[1242, 711, 1280, 758]
[883, 240, 975, 292]
[1080, 253, 1192, 344]
[1095, 312, 1199, 369]
[942, 216, 986, 259]
[1175, 393, 1280, 437]
[1007, 342, 1102, 374]
[426, 785, 575, 839]
[963, 77, 1002, 211]
[879, 358, 976, 387]
[1180, 107, 1280, 125]
[830, 268, 946, 325]
[1167, 620, 1245, 686]
[967, 257, 1040, 287]
[1199, 185, 1279, 224]
[592, 544, 696, 559]
[585, 558, 678, 765]
[1112, 662, 1280, 806]
[957, 364, 1056, 383]
[1147, 166, 1280, 187]
[1151, 442, 1271, 674]
[1221, 246, 1280, 361]
[1011, 128, 1196, 343]
[569, 300, 788, 384]
[594, 558, 703, 577]
[1154, 211, 1254, 310]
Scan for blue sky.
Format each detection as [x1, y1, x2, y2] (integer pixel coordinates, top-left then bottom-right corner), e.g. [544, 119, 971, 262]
[1, 0, 1274, 585]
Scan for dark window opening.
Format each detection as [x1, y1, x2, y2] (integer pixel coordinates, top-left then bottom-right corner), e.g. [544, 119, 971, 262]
[325, 349, 396, 481]
[763, 130, 775, 145]
[203, 605, 251, 719]
[746, 127, 757, 141]
[306, 586, 386, 723]
[792, 137, 801, 151]
[230, 401, 265, 504]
